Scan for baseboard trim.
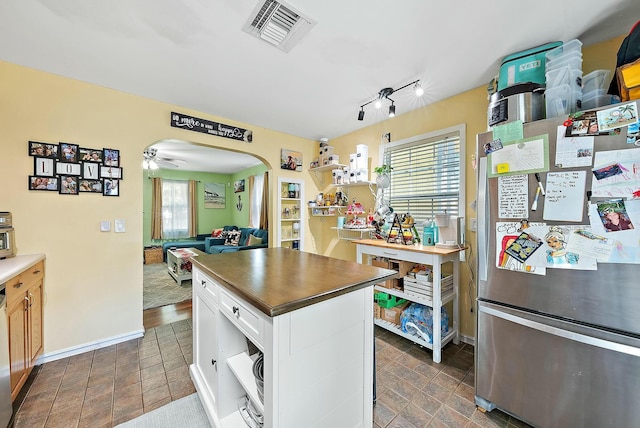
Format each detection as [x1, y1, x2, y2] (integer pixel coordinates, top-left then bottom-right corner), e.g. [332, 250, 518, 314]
[459, 333, 475, 347]
[37, 329, 145, 364]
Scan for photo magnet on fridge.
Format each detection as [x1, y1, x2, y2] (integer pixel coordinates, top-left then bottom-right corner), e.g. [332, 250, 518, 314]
[504, 231, 543, 263]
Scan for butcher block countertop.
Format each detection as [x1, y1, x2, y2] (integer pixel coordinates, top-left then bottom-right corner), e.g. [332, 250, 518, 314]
[190, 247, 397, 317]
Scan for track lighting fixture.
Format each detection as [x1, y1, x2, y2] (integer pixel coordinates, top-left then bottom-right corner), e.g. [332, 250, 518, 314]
[357, 79, 423, 121]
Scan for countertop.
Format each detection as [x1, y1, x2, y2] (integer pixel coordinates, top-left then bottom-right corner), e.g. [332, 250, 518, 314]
[352, 239, 466, 255]
[190, 247, 397, 317]
[0, 254, 45, 284]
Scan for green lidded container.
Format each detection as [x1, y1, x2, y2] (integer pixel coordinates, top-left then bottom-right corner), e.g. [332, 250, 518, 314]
[374, 292, 407, 309]
[498, 41, 563, 91]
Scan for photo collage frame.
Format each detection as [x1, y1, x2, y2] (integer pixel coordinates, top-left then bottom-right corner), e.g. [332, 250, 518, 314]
[28, 141, 123, 196]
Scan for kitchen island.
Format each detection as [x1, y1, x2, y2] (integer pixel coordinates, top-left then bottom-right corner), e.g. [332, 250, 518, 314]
[189, 248, 396, 428]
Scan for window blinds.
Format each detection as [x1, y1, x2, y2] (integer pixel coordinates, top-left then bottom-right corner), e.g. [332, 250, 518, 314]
[383, 133, 460, 231]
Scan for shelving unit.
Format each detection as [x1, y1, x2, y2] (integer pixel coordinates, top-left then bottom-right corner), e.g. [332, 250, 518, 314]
[309, 163, 348, 186]
[277, 178, 304, 250]
[354, 239, 464, 363]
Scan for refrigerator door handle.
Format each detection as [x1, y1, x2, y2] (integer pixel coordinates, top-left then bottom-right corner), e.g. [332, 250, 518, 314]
[477, 157, 489, 282]
[479, 304, 640, 357]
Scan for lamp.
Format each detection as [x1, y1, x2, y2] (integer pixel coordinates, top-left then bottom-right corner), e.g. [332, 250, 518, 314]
[357, 79, 423, 121]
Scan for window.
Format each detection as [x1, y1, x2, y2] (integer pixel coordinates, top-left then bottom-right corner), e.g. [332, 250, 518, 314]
[162, 179, 191, 239]
[250, 174, 264, 228]
[382, 125, 465, 233]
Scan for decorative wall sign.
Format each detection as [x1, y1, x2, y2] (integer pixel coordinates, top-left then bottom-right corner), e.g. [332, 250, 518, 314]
[27, 141, 124, 196]
[170, 112, 253, 142]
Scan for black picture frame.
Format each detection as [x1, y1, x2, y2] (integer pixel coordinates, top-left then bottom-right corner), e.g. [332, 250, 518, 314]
[100, 166, 123, 179]
[28, 176, 59, 191]
[103, 179, 120, 196]
[103, 148, 120, 167]
[33, 157, 55, 177]
[59, 176, 79, 195]
[79, 148, 103, 163]
[79, 179, 103, 193]
[82, 162, 100, 180]
[29, 141, 58, 158]
[59, 142, 80, 163]
[56, 162, 82, 176]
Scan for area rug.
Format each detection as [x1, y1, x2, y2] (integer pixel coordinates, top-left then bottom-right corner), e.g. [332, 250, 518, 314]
[143, 262, 193, 310]
[116, 393, 210, 427]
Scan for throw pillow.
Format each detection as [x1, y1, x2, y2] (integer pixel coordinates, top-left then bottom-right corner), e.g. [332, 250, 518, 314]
[247, 234, 263, 246]
[212, 228, 223, 237]
[224, 230, 242, 246]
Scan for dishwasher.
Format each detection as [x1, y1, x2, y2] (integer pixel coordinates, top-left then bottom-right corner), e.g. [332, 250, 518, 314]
[0, 283, 12, 427]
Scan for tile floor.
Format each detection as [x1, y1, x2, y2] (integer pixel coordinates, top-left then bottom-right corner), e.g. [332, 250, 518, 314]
[12, 319, 195, 428]
[13, 319, 532, 428]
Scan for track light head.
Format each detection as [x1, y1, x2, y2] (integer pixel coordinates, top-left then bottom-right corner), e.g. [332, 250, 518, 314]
[388, 103, 396, 118]
[356, 79, 421, 121]
[414, 82, 424, 97]
[358, 108, 365, 121]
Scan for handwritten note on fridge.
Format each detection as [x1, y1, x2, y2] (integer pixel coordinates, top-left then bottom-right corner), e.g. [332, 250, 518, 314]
[543, 171, 587, 222]
[498, 174, 529, 219]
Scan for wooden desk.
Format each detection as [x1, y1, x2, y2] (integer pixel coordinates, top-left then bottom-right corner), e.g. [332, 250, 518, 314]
[189, 248, 396, 427]
[353, 239, 464, 363]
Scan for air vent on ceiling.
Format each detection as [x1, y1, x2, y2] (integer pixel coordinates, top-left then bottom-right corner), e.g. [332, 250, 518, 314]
[242, 0, 316, 53]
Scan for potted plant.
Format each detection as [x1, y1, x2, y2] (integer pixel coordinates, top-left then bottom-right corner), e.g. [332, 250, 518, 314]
[374, 164, 393, 188]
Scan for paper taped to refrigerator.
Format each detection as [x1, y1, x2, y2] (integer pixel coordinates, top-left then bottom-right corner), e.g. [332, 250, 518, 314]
[498, 174, 528, 219]
[488, 134, 549, 178]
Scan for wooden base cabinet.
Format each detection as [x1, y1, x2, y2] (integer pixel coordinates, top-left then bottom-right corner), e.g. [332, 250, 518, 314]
[6, 259, 44, 401]
[190, 265, 374, 428]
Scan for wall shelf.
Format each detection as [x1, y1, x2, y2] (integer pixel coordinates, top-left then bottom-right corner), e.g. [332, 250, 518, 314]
[331, 227, 375, 240]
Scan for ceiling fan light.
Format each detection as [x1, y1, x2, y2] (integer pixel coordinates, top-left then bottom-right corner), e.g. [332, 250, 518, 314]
[149, 159, 159, 170]
[142, 159, 149, 169]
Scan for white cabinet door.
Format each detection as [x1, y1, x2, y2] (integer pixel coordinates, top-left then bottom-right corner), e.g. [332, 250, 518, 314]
[193, 290, 218, 409]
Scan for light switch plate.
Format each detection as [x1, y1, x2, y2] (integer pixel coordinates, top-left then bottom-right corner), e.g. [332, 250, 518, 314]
[100, 221, 111, 232]
[114, 219, 126, 233]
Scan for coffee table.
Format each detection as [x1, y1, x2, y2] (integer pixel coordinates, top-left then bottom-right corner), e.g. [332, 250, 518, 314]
[166, 247, 202, 285]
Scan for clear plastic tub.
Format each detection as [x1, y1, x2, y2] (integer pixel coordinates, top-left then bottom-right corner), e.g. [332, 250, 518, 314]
[546, 66, 582, 90]
[582, 70, 611, 93]
[545, 84, 582, 117]
[582, 90, 620, 110]
[546, 51, 583, 73]
[545, 39, 583, 62]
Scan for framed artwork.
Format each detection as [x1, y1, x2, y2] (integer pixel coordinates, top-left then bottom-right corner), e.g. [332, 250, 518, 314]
[56, 162, 82, 176]
[100, 166, 123, 179]
[204, 182, 225, 209]
[79, 179, 103, 193]
[29, 141, 58, 158]
[59, 175, 79, 195]
[104, 148, 120, 167]
[234, 179, 245, 193]
[34, 157, 55, 177]
[82, 162, 100, 180]
[59, 142, 79, 163]
[281, 148, 302, 172]
[79, 148, 103, 162]
[103, 179, 120, 196]
[29, 176, 58, 191]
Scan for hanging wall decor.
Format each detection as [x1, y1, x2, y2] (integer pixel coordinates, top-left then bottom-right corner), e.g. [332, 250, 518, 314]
[27, 141, 124, 196]
[204, 182, 226, 209]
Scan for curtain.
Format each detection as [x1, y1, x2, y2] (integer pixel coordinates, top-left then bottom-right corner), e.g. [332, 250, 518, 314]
[260, 171, 269, 230]
[151, 177, 163, 240]
[189, 180, 197, 237]
[248, 175, 256, 227]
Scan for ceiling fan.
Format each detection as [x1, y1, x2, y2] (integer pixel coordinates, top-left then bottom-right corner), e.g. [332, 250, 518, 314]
[142, 147, 182, 169]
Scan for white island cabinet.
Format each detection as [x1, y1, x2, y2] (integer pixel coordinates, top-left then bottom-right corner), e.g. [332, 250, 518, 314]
[190, 248, 396, 428]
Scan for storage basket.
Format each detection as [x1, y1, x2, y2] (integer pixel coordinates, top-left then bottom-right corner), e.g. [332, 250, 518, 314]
[374, 292, 407, 308]
[144, 247, 163, 264]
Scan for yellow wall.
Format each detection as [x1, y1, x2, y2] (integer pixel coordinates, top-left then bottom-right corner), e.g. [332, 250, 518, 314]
[0, 61, 315, 357]
[0, 34, 627, 356]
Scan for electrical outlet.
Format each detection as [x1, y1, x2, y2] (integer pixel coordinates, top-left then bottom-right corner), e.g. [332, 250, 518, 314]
[470, 218, 477, 232]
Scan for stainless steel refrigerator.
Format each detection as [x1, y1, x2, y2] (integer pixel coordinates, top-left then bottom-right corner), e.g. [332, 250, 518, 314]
[475, 112, 640, 428]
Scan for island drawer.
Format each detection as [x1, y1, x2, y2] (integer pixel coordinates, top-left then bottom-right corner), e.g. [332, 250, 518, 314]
[193, 267, 217, 302]
[219, 287, 264, 348]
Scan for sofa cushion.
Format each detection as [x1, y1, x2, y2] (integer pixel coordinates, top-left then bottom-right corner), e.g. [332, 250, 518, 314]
[224, 230, 242, 246]
[212, 228, 224, 237]
[247, 234, 263, 246]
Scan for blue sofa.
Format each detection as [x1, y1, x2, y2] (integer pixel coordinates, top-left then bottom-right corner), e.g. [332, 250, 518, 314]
[205, 227, 268, 254]
[162, 234, 210, 261]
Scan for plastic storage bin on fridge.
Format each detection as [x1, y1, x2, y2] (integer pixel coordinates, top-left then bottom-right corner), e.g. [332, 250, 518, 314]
[498, 41, 562, 91]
